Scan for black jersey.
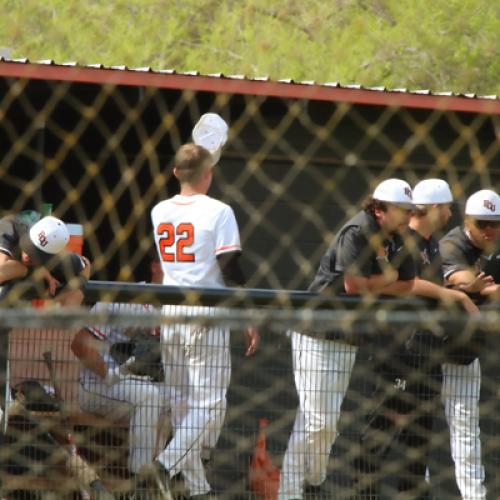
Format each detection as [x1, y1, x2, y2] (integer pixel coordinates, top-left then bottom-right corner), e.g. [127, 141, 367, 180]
[440, 226, 500, 283]
[406, 228, 443, 284]
[309, 211, 416, 294]
[0, 214, 34, 261]
[439, 226, 498, 364]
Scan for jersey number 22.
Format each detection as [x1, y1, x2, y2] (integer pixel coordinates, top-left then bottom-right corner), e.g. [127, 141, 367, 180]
[157, 223, 195, 262]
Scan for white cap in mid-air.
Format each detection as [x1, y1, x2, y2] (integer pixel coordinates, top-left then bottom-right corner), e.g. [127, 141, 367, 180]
[412, 179, 453, 205]
[465, 189, 500, 220]
[372, 178, 414, 208]
[192, 113, 229, 166]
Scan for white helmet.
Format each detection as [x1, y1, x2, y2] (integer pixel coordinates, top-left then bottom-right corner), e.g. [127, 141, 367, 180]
[372, 178, 414, 208]
[412, 179, 453, 205]
[192, 113, 229, 166]
[20, 216, 70, 263]
[465, 189, 500, 220]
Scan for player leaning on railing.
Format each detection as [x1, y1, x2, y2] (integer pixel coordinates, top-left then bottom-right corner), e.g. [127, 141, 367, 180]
[278, 178, 478, 500]
[0, 211, 91, 305]
[150, 129, 259, 498]
[438, 188, 500, 500]
[361, 179, 481, 498]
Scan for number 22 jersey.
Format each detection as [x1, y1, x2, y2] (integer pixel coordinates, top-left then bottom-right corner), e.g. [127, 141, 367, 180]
[151, 194, 241, 288]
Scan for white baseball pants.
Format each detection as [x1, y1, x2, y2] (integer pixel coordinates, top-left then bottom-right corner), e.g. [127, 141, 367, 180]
[441, 358, 486, 499]
[79, 377, 164, 474]
[157, 305, 231, 496]
[162, 357, 226, 494]
[278, 332, 358, 500]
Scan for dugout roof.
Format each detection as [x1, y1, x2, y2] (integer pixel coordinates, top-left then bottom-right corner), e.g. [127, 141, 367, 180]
[0, 58, 499, 115]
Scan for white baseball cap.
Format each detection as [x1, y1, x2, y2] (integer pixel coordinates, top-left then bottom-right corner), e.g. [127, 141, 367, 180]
[465, 189, 500, 220]
[20, 216, 70, 264]
[372, 178, 414, 208]
[192, 113, 229, 166]
[412, 179, 453, 205]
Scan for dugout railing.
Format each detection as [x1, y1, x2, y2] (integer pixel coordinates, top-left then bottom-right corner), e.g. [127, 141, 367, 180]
[1, 281, 499, 498]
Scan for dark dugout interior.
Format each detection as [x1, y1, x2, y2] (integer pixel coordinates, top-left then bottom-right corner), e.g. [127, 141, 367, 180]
[0, 77, 498, 288]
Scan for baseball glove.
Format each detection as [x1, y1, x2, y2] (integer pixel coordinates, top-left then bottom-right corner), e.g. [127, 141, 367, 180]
[110, 329, 164, 382]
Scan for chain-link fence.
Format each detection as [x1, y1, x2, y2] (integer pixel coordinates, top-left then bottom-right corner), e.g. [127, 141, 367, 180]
[0, 61, 500, 498]
[1, 299, 500, 499]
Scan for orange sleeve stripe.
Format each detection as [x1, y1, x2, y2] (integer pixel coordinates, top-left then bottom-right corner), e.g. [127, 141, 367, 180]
[171, 200, 196, 206]
[88, 326, 106, 340]
[215, 244, 241, 253]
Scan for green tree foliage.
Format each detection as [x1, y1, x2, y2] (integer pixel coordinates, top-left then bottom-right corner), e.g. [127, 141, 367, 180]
[1, 0, 498, 94]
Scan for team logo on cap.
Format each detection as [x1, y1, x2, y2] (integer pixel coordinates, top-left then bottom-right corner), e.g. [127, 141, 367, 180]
[484, 199, 496, 212]
[38, 231, 49, 247]
[404, 187, 412, 199]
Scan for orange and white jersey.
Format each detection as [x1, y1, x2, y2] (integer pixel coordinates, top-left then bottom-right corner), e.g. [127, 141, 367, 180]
[151, 194, 241, 288]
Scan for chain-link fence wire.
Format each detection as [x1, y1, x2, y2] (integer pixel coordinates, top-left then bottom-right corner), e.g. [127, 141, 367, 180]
[0, 302, 499, 498]
[0, 76, 499, 286]
[0, 72, 500, 498]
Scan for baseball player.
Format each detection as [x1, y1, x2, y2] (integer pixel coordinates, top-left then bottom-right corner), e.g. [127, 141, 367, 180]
[0, 211, 91, 305]
[279, 178, 480, 499]
[404, 179, 479, 496]
[151, 143, 259, 498]
[438, 189, 500, 499]
[71, 300, 165, 483]
[278, 178, 417, 500]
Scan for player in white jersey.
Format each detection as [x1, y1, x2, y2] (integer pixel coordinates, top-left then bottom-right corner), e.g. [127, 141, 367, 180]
[71, 301, 165, 483]
[151, 143, 259, 498]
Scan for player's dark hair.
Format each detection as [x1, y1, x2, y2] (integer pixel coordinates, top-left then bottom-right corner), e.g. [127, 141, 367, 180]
[362, 196, 387, 216]
[173, 144, 213, 184]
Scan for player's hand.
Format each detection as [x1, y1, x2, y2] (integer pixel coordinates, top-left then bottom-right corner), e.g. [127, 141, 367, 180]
[79, 256, 91, 280]
[244, 327, 260, 357]
[42, 269, 60, 296]
[459, 272, 494, 293]
[104, 357, 136, 386]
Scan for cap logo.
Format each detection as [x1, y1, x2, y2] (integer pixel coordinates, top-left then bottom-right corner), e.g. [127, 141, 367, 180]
[404, 187, 412, 199]
[484, 199, 496, 212]
[38, 231, 49, 247]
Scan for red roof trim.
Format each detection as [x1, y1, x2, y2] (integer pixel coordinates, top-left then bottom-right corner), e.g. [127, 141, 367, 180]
[0, 61, 498, 115]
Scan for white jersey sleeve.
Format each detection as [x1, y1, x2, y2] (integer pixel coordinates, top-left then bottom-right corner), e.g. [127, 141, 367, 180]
[86, 302, 117, 340]
[214, 205, 241, 256]
[86, 302, 145, 343]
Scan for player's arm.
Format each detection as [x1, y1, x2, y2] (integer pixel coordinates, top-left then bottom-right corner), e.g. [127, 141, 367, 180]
[411, 278, 479, 314]
[446, 269, 494, 294]
[71, 328, 107, 379]
[344, 270, 401, 294]
[0, 221, 30, 283]
[0, 252, 28, 283]
[215, 208, 260, 354]
[217, 251, 245, 286]
[51, 254, 92, 306]
[217, 250, 260, 355]
[345, 275, 414, 296]
[340, 228, 414, 296]
[440, 237, 493, 294]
